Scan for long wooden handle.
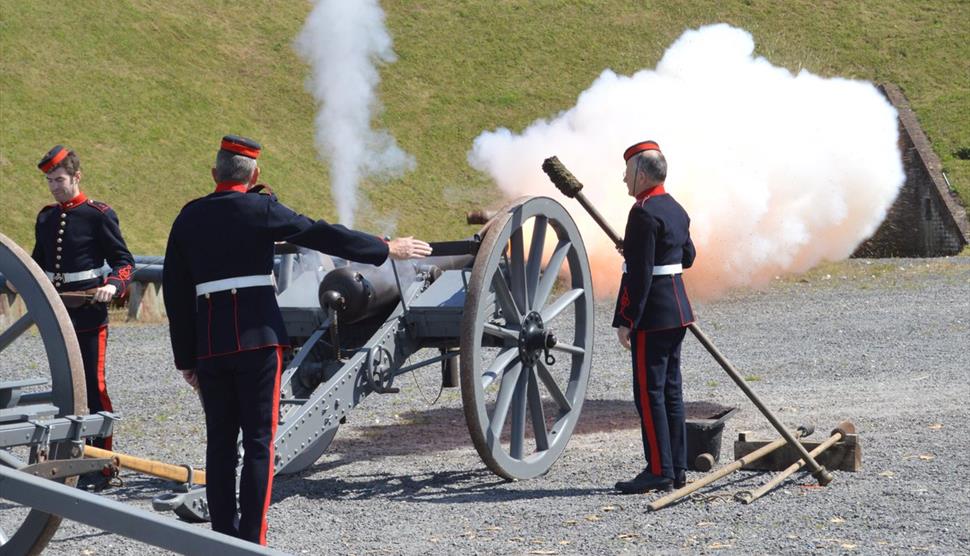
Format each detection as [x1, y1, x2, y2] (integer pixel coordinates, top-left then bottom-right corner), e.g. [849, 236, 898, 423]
[647, 435, 787, 511]
[83, 445, 206, 485]
[739, 430, 845, 504]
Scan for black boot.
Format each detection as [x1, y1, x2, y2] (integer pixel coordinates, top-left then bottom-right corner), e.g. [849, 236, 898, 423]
[615, 469, 673, 494]
[674, 470, 687, 489]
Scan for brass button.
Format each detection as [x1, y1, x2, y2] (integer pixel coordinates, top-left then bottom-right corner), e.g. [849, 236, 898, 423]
[60, 213, 67, 219]
[231, 288, 237, 294]
[58, 229, 64, 235]
[56, 246, 63, 252]
[205, 293, 211, 299]
[55, 264, 60, 269]
[56, 255, 61, 260]
[56, 238, 62, 243]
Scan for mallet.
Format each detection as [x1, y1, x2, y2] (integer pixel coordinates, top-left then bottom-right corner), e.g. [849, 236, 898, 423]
[542, 156, 835, 486]
[648, 424, 813, 511]
[736, 420, 855, 504]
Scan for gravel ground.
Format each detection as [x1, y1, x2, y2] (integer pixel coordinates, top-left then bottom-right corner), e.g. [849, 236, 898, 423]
[2, 257, 969, 555]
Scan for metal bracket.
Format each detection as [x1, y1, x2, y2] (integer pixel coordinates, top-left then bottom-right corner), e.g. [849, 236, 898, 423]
[27, 419, 52, 457]
[22, 457, 114, 480]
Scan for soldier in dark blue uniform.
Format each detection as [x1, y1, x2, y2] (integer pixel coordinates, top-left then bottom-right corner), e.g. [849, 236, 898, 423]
[612, 140, 696, 494]
[163, 135, 431, 545]
[32, 146, 134, 454]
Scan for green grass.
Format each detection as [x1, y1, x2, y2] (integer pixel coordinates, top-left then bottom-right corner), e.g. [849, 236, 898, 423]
[2, 0, 967, 253]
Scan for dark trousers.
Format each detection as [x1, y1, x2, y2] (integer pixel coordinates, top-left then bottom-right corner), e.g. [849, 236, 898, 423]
[76, 325, 113, 450]
[196, 347, 282, 546]
[630, 327, 687, 479]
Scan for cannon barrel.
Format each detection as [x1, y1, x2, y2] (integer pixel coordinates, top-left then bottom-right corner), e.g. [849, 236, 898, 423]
[318, 252, 474, 324]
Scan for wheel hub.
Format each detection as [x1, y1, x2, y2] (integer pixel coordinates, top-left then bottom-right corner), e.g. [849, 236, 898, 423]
[518, 312, 557, 365]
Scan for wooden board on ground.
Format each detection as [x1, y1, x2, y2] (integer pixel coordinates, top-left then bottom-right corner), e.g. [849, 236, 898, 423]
[733, 431, 862, 472]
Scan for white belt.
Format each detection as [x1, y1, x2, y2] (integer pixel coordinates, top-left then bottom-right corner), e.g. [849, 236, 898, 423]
[45, 268, 104, 283]
[195, 274, 275, 296]
[652, 264, 683, 276]
[621, 263, 683, 275]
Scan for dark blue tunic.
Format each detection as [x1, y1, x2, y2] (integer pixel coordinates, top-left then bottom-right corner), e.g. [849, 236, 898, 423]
[32, 193, 134, 331]
[612, 191, 695, 331]
[162, 188, 388, 370]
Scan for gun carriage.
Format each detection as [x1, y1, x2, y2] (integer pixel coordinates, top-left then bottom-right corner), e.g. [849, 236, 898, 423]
[0, 195, 595, 552]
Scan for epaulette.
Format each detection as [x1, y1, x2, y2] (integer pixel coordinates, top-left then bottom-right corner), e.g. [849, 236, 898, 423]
[247, 183, 275, 196]
[87, 199, 111, 213]
[39, 203, 58, 214]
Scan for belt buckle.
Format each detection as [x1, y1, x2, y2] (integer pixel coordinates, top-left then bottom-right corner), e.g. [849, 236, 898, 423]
[52, 272, 65, 283]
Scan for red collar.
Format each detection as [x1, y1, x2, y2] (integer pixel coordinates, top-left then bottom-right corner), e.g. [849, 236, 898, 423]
[60, 191, 88, 210]
[215, 181, 249, 193]
[635, 183, 666, 202]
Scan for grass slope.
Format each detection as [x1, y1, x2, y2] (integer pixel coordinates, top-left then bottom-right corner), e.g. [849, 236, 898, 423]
[1, 0, 967, 253]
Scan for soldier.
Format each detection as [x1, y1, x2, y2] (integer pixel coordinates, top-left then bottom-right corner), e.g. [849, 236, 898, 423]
[612, 140, 696, 494]
[32, 146, 134, 458]
[162, 135, 432, 545]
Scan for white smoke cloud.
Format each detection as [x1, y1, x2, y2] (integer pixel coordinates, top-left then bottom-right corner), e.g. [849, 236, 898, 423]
[294, 0, 415, 227]
[469, 23, 904, 300]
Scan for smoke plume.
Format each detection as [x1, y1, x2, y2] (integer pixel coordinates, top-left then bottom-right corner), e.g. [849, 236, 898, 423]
[295, 0, 414, 227]
[469, 24, 904, 300]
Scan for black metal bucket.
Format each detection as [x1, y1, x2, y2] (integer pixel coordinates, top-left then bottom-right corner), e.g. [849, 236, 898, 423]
[685, 401, 738, 470]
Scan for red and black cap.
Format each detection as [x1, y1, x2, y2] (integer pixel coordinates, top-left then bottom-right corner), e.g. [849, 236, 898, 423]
[38, 145, 70, 173]
[220, 135, 261, 159]
[623, 140, 661, 162]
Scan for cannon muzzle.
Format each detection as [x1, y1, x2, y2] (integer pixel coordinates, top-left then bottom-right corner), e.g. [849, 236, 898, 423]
[318, 253, 475, 325]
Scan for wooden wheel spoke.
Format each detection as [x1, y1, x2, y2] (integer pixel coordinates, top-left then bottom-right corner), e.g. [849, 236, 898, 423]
[483, 322, 518, 343]
[509, 229, 529, 312]
[509, 366, 529, 459]
[489, 362, 523, 437]
[492, 271, 522, 325]
[533, 240, 571, 310]
[536, 361, 571, 413]
[525, 216, 548, 309]
[540, 288, 584, 323]
[527, 368, 549, 451]
[482, 348, 519, 390]
[0, 313, 35, 352]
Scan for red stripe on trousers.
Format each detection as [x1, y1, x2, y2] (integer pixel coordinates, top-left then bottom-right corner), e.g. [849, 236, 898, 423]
[636, 330, 661, 474]
[96, 325, 113, 450]
[258, 346, 282, 546]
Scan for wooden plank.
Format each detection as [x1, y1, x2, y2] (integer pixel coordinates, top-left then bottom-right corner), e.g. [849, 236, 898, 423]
[733, 431, 861, 472]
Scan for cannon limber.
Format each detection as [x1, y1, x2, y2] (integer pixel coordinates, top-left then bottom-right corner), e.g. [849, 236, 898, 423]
[0, 195, 596, 552]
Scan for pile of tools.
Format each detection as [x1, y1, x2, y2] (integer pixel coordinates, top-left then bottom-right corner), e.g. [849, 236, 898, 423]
[650, 420, 860, 510]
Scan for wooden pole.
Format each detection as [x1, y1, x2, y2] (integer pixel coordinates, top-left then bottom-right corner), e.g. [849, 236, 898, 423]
[83, 445, 206, 485]
[648, 426, 810, 512]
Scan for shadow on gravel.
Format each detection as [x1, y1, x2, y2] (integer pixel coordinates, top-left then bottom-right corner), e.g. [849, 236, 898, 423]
[273, 468, 612, 505]
[321, 398, 641, 464]
[267, 399, 640, 505]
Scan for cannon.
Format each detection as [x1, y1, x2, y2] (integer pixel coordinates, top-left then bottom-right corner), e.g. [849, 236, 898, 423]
[0, 195, 595, 550]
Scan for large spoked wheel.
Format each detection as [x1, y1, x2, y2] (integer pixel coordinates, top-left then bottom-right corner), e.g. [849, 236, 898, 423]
[460, 196, 594, 480]
[0, 232, 86, 555]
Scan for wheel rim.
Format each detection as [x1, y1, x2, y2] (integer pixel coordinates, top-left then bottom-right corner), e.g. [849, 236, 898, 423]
[0, 232, 86, 555]
[460, 197, 594, 480]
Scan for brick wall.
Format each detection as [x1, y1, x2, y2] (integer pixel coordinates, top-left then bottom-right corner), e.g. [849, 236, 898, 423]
[853, 84, 968, 257]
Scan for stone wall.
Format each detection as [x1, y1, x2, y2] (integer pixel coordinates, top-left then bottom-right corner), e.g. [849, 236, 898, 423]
[854, 84, 968, 257]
